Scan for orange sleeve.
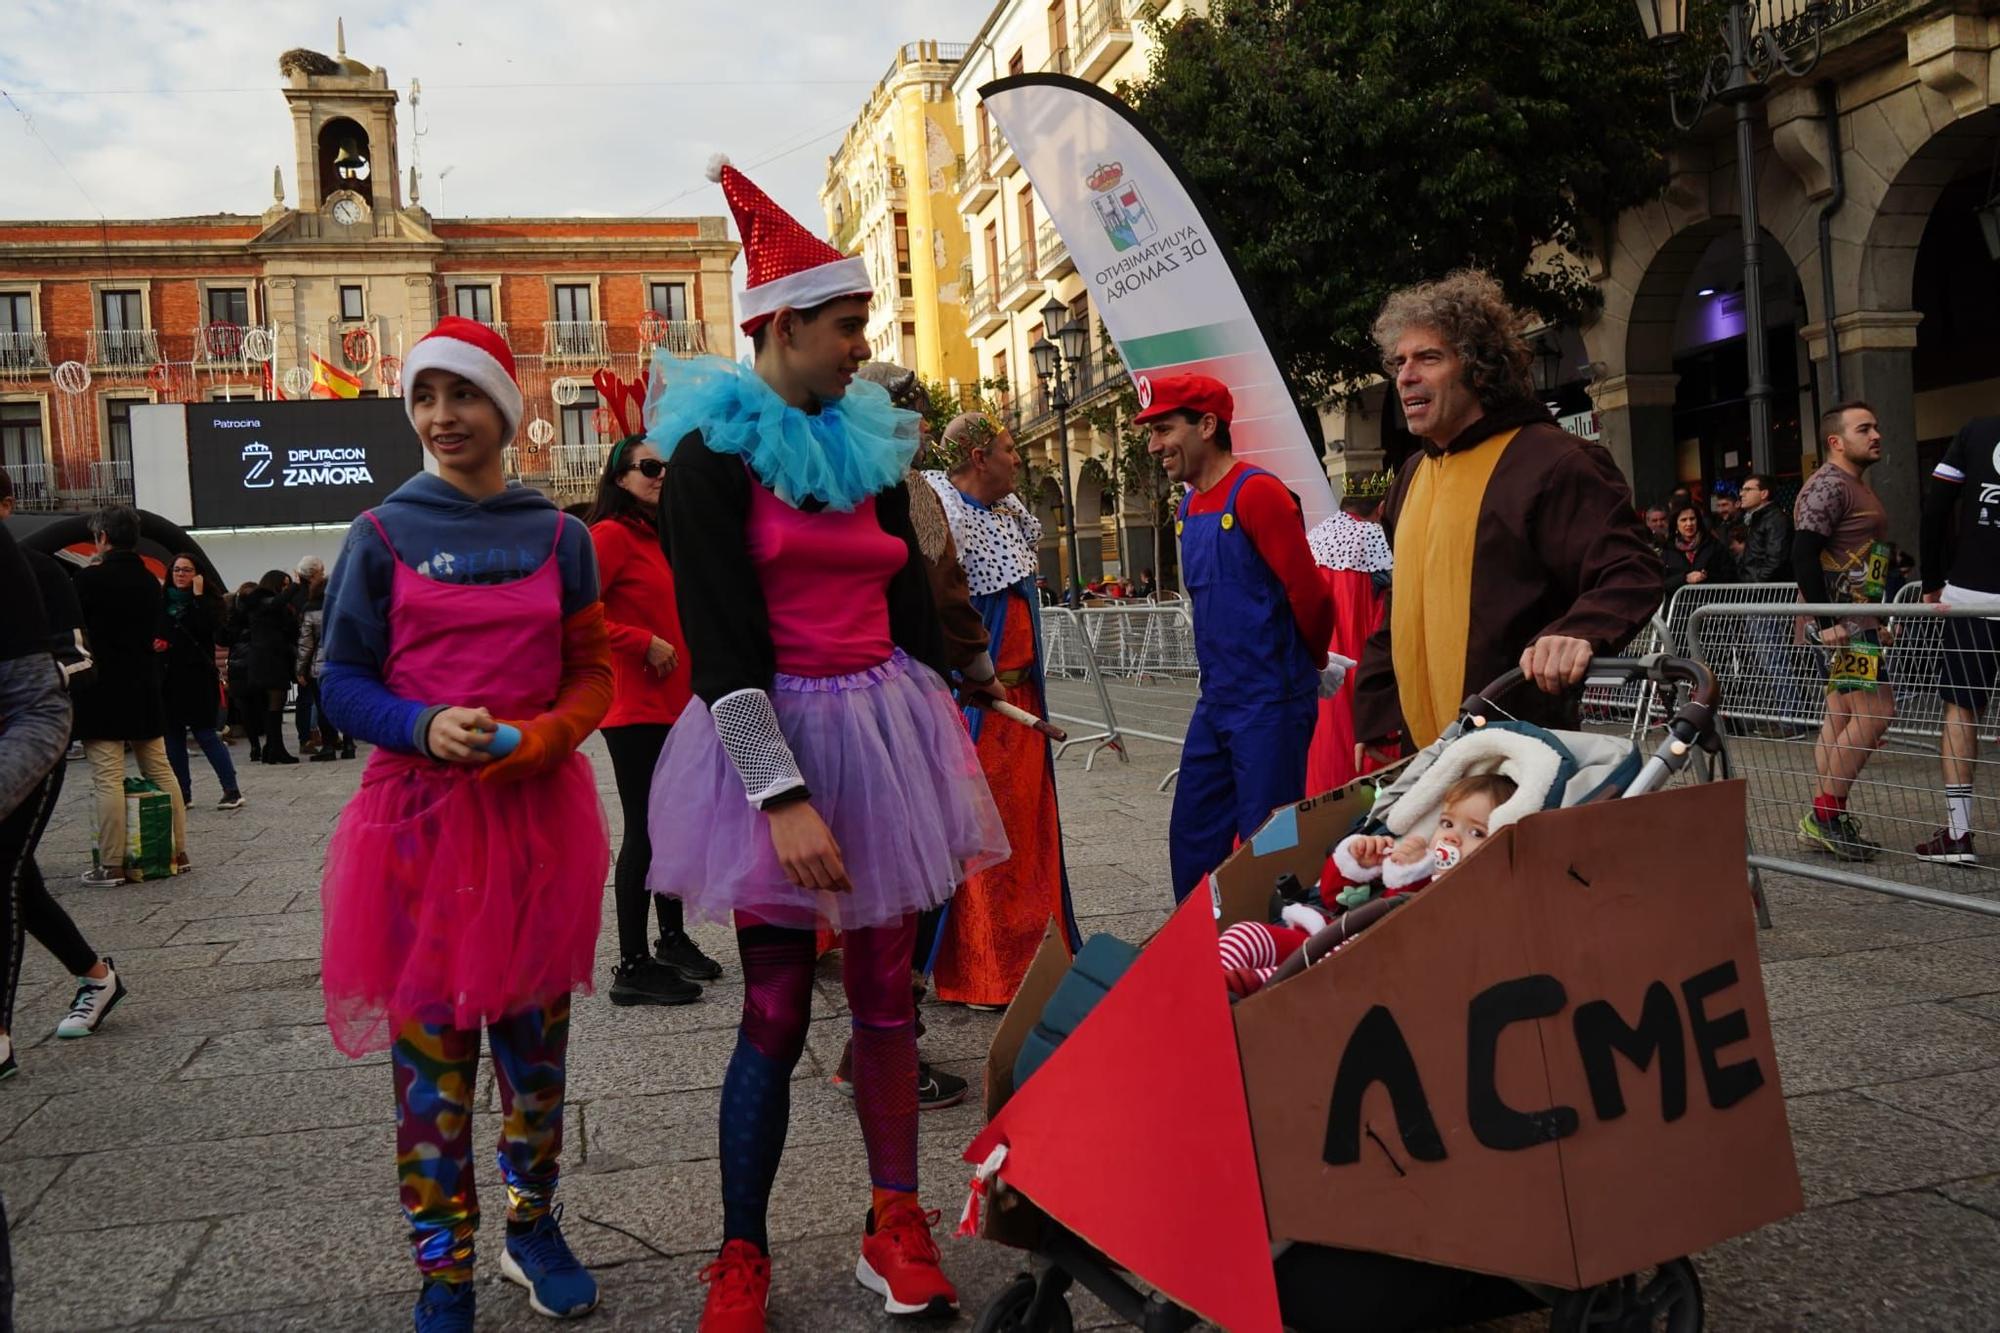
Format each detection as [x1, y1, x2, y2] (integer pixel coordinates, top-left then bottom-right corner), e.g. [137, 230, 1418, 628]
[479, 602, 615, 784]
[1235, 476, 1334, 666]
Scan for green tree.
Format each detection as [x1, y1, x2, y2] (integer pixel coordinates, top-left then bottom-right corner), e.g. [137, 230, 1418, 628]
[1121, 0, 1672, 406]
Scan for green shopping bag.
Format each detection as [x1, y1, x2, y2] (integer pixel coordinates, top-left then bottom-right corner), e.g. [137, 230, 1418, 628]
[120, 776, 177, 881]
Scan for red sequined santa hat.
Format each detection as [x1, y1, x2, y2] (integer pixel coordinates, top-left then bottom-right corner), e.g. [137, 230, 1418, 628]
[708, 153, 871, 336]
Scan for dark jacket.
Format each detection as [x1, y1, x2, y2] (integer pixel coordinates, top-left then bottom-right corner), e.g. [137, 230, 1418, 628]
[160, 589, 225, 729]
[243, 588, 299, 692]
[1353, 402, 1662, 746]
[1662, 536, 1736, 599]
[71, 548, 166, 741]
[1737, 501, 1793, 584]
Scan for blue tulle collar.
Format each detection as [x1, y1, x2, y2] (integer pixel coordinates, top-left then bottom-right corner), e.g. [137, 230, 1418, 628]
[644, 354, 918, 512]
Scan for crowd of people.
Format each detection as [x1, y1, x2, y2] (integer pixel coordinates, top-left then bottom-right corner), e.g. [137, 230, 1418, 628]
[3, 147, 1989, 1333]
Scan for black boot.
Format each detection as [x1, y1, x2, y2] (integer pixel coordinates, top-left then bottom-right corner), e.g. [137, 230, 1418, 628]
[608, 957, 701, 1007]
[654, 930, 723, 981]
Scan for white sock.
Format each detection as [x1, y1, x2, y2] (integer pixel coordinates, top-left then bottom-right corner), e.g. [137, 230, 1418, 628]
[1947, 785, 1974, 839]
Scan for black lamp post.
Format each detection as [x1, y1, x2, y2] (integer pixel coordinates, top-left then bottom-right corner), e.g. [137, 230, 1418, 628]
[1032, 293, 1091, 606]
[1634, 0, 1832, 475]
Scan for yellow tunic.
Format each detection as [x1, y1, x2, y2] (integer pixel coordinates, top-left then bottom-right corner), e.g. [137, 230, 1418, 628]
[1388, 428, 1521, 747]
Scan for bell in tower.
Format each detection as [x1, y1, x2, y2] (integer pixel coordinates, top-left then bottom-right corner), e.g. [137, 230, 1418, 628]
[318, 117, 374, 206]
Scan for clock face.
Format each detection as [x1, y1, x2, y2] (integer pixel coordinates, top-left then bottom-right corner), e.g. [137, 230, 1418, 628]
[331, 198, 362, 225]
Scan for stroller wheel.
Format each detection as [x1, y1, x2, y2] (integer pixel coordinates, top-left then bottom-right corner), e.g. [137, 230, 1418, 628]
[973, 1272, 1076, 1333]
[1548, 1257, 1702, 1333]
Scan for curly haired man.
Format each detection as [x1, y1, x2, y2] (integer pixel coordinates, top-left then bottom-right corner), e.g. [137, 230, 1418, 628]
[1352, 270, 1661, 756]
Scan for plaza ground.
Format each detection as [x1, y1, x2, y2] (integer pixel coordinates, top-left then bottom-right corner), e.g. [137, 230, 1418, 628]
[3, 733, 1998, 1329]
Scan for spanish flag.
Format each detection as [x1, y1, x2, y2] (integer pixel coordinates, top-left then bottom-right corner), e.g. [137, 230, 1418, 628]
[309, 352, 362, 400]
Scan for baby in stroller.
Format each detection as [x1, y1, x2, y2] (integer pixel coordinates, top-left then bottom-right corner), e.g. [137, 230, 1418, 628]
[1215, 712, 1617, 1000]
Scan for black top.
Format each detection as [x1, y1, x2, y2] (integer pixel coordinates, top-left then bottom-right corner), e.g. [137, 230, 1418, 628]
[72, 548, 166, 741]
[658, 430, 947, 707]
[1737, 502, 1792, 584]
[1922, 415, 2000, 596]
[0, 523, 50, 663]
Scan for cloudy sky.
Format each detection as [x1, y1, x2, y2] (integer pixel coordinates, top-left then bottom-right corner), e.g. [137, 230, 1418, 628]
[0, 1, 997, 248]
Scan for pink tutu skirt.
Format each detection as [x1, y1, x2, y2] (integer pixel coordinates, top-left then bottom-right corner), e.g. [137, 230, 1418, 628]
[648, 649, 1009, 931]
[320, 750, 609, 1056]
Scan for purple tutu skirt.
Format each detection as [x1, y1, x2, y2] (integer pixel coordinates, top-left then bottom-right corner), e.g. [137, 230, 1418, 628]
[320, 750, 609, 1056]
[647, 649, 1008, 931]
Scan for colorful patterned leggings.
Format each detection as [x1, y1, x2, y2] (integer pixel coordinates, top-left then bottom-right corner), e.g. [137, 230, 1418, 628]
[393, 994, 571, 1281]
[720, 915, 918, 1250]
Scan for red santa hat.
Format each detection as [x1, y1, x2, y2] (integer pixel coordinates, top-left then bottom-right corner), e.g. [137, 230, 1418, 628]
[402, 316, 524, 446]
[708, 153, 871, 335]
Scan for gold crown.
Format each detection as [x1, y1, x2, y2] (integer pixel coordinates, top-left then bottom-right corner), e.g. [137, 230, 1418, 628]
[1342, 469, 1395, 500]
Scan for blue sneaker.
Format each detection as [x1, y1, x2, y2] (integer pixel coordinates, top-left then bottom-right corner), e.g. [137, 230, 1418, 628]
[500, 1203, 600, 1319]
[413, 1279, 475, 1332]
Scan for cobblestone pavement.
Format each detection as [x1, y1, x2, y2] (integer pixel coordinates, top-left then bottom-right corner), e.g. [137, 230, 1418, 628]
[2, 732, 1998, 1330]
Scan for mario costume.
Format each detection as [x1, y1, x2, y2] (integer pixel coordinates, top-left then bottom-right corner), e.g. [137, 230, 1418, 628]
[1140, 375, 1336, 902]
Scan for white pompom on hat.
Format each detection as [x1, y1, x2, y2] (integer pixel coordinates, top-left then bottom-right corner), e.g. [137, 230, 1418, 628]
[402, 316, 525, 447]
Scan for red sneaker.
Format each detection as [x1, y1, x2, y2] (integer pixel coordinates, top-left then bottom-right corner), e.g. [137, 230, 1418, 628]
[699, 1239, 771, 1333]
[856, 1198, 958, 1317]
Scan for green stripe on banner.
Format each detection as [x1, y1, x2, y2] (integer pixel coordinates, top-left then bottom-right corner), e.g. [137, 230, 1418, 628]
[1120, 319, 1261, 370]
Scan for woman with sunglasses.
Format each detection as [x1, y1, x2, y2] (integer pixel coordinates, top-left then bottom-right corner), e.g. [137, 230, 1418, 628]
[586, 436, 722, 1006]
[161, 554, 245, 810]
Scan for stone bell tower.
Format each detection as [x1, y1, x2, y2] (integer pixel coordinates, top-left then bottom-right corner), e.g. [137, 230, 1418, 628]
[278, 19, 403, 224]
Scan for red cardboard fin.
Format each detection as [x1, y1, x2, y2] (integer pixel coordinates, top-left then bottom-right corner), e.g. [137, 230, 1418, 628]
[965, 894, 1281, 1333]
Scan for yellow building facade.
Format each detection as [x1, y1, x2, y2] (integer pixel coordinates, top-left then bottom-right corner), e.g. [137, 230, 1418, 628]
[820, 41, 979, 388]
[949, 0, 1204, 584]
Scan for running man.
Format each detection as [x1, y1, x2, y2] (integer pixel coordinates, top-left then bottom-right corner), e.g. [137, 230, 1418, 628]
[1793, 401, 1895, 861]
[1914, 413, 2000, 863]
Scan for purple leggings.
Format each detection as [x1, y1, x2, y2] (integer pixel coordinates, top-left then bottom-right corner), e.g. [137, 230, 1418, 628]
[721, 914, 917, 1247]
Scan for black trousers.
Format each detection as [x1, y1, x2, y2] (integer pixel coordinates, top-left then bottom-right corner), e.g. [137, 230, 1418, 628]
[601, 723, 684, 964]
[2, 759, 100, 1033]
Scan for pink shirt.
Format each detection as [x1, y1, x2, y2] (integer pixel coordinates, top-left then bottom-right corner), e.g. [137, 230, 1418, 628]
[747, 482, 904, 676]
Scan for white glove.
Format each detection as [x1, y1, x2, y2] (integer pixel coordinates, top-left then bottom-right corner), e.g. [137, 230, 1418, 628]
[1318, 653, 1357, 699]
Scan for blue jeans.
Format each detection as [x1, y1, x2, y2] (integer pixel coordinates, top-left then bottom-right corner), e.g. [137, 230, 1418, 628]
[164, 724, 240, 802]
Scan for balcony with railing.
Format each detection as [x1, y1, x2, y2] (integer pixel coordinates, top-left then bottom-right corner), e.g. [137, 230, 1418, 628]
[504, 441, 610, 500]
[86, 458, 134, 507]
[543, 320, 609, 364]
[1040, 45, 1072, 77]
[967, 277, 1006, 337]
[1076, 0, 1134, 82]
[194, 323, 277, 370]
[642, 319, 707, 358]
[886, 163, 909, 208]
[1000, 241, 1041, 310]
[3, 458, 58, 511]
[990, 126, 1019, 177]
[1013, 347, 1131, 439]
[959, 142, 997, 209]
[1036, 220, 1074, 279]
[0, 330, 49, 375]
[87, 328, 159, 369]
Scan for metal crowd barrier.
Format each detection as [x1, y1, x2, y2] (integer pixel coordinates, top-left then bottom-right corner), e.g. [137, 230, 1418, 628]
[1687, 601, 2000, 918]
[1037, 607, 1127, 769]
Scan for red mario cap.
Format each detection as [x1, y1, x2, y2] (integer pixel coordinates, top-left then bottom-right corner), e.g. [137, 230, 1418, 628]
[1131, 372, 1234, 426]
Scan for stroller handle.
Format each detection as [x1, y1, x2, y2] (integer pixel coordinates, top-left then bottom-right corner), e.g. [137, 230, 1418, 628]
[1462, 653, 1720, 720]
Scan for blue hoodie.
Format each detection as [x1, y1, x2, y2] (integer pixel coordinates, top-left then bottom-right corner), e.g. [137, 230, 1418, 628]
[320, 472, 599, 754]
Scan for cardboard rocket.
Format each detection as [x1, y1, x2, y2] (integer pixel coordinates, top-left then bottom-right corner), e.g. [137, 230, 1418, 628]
[970, 777, 1801, 1318]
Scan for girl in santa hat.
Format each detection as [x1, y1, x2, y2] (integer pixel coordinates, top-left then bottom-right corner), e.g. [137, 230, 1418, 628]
[317, 317, 613, 1331]
[645, 158, 1006, 1332]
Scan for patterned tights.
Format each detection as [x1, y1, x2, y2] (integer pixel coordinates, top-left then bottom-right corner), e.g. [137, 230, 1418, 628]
[720, 915, 918, 1251]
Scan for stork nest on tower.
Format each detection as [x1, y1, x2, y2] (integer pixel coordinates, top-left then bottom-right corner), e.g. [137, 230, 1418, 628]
[277, 48, 341, 77]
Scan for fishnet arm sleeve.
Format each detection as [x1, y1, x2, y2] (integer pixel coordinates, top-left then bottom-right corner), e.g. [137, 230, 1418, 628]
[710, 688, 808, 807]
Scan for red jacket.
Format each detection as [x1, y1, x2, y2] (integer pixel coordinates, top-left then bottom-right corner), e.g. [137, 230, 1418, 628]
[590, 512, 692, 727]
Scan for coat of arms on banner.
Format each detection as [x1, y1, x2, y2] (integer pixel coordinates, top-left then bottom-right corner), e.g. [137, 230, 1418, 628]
[1087, 162, 1158, 252]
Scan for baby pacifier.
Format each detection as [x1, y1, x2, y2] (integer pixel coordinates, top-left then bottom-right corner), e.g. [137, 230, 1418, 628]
[1432, 842, 1461, 872]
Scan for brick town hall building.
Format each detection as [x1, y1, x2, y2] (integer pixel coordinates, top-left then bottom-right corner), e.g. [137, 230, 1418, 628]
[0, 28, 738, 512]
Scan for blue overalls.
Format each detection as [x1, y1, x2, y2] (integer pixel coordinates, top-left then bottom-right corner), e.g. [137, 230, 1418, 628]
[1169, 466, 1320, 901]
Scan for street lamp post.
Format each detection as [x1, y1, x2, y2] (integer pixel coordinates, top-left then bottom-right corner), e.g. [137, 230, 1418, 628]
[1032, 294, 1092, 607]
[1634, 0, 1832, 476]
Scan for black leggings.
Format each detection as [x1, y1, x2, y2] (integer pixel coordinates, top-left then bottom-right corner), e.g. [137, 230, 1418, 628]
[602, 724, 684, 964]
[2, 759, 100, 1033]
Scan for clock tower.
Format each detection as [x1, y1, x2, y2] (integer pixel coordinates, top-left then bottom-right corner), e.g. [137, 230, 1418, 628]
[279, 19, 404, 227]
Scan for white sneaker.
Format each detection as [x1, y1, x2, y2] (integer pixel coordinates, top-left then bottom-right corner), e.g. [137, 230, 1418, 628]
[56, 962, 127, 1038]
[78, 866, 124, 887]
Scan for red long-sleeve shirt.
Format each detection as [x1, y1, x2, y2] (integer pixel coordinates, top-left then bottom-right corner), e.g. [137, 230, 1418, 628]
[1183, 460, 1333, 666]
[589, 512, 693, 727]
